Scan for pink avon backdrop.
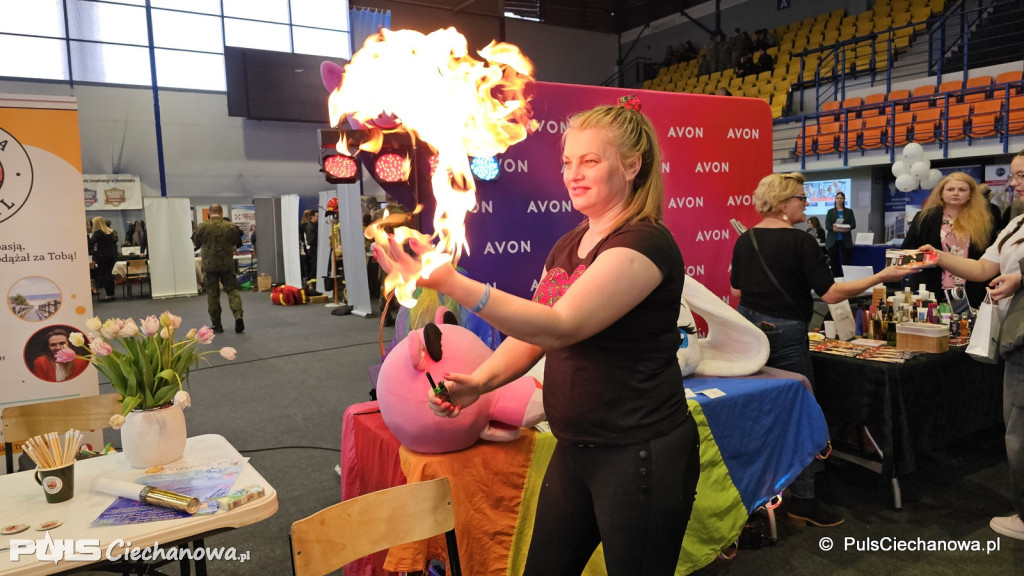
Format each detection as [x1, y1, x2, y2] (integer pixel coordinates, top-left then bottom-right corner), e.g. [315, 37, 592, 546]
[398, 81, 773, 306]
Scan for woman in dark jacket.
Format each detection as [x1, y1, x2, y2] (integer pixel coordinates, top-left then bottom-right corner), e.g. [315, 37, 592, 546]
[902, 172, 996, 307]
[824, 192, 856, 277]
[90, 216, 118, 302]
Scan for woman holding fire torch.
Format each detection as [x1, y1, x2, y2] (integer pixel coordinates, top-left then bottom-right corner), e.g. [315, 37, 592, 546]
[374, 97, 699, 575]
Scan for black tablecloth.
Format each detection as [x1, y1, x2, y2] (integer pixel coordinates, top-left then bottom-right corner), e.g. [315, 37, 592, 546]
[811, 349, 1004, 477]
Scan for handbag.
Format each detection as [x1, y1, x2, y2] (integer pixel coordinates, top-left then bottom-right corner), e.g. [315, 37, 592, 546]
[965, 292, 1003, 364]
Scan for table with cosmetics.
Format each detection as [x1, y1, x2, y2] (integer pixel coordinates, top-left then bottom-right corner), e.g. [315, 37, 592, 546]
[810, 344, 1004, 509]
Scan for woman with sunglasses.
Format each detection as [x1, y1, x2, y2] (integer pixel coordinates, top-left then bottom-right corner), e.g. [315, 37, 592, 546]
[731, 172, 913, 528]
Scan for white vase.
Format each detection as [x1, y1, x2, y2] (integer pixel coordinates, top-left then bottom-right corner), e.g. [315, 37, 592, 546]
[120, 404, 187, 468]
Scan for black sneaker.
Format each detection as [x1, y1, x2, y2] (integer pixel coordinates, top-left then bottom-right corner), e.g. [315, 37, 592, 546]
[235, 318, 245, 333]
[212, 321, 224, 333]
[787, 497, 844, 527]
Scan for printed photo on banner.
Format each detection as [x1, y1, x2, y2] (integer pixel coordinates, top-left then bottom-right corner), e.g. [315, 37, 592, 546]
[83, 174, 143, 211]
[7, 276, 62, 322]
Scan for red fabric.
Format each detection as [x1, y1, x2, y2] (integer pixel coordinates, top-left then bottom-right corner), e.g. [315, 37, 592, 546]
[339, 402, 407, 576]
[270, 285, 307, 305]
[32, 356, 89, 382]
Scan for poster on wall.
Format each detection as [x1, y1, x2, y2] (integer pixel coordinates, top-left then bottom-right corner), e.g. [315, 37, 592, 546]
[0, 95, 100, 472]
[230, 204, 255, 253]
[83, 174, 143, 210]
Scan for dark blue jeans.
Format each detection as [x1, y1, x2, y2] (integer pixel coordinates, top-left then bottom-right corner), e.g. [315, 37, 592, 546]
[738, 305, 820, 498]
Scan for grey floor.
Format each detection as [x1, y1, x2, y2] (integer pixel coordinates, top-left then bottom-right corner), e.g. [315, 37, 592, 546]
[76, 289, 1021, 575]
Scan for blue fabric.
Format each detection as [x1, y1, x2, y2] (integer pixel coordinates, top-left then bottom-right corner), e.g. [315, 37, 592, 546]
[687, 376, 829, 512]
[349, 7, 391, 54]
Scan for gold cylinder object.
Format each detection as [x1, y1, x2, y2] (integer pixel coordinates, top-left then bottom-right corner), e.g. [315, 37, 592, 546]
[139, 486, 200, 514]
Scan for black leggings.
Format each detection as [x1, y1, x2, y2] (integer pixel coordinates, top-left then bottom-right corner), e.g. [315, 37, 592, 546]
[523, 415, 700, 576]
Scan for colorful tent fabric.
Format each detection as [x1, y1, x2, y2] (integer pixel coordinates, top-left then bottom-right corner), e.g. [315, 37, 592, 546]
[345, 373, 828, 575]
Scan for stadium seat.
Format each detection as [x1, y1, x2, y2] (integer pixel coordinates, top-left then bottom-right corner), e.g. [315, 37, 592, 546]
[969, 100, 1002, 139]
[912, 108, 941, 143]
[909, 85, 936, 110]
[861, 115, 888, 149]
[887, 89, 912, 112]
[1007, 96, 1024, 135]
[963, 75, 993, 103]
[842, 118, 864, 151]
[943, 103, 971, 141]
[820, 100, 842, 123]
[862, 93, 886, 116]
[817, 121, 840, 154]
[796, 124, 818, 156]
[890, 111, 914, 147]
[938, 79, 964, 102]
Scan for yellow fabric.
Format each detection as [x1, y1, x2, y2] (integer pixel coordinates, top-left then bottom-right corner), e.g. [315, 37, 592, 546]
[677, 400, 748, 574]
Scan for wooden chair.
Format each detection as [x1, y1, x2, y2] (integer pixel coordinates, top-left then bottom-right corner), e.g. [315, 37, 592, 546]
[122, 259, 150, 299]
[2, 393, 122, 473]
[290, 477, 462, 576]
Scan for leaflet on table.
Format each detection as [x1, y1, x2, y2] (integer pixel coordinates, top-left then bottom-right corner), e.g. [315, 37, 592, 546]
[92, 459, 245, 526]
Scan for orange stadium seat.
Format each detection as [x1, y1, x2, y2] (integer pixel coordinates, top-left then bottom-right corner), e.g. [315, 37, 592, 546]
[1007, 96, 1024, 135]
[861, 115, 888, 149]
[912, 108, 941, 143]
[796, 124, 818, 155]
[817, 121, 840, 154]
[842, 119, 864, 151]
[943, 103, 972, 141]
[964, 76, 993, 103]
[890, 111, 914, 147]
[887, 89, 911, 112]
[862, 93, 886, 116]
[821, 100, 842, 123]
[909, 85, 936, 110]
[968, 100, 1002, 139]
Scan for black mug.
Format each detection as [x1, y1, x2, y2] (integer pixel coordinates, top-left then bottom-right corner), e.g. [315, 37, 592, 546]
[35, 463, 75, 504]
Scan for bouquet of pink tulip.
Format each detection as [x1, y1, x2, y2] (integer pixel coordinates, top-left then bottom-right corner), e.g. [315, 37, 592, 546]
[64, 312, 236, 428]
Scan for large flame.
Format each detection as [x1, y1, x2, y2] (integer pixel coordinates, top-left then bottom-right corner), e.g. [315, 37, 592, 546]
[328, 27, 536, 307]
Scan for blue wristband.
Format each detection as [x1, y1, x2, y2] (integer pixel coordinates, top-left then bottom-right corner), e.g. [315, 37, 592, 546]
[471, 284, 491, 313]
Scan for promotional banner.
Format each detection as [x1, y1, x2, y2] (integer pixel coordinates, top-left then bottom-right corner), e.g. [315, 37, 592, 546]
[83, 174, 143, 211]
[1, 95, 100, 471]
[412, 82, 773, 305]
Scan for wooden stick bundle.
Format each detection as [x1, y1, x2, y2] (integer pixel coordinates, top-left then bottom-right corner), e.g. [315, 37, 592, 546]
[23, 429, 82, 469]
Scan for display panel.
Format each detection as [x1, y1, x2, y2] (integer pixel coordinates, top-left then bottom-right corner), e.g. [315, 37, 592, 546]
[803, 178, 852, 218]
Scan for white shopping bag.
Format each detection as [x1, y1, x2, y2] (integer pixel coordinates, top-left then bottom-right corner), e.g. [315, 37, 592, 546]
[965, 292, 1003, 364]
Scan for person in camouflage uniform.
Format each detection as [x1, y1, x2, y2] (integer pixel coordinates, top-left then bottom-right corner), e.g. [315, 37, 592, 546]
[193, 204, 244, 333]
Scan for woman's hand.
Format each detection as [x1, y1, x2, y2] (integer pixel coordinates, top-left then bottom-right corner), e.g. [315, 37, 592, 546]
[372, 234, 453, 292]
[877, 265, 915, 283]
[427, 372, 484, 418]
[988, 273, 1023, 302]
[916, 244, 936, 252]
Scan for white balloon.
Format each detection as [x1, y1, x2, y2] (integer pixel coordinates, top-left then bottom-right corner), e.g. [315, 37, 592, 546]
[903, 142, 924, 162]
[923, 168, 943, 189]
[910, 159, 931, 180]
[891, 160, 910, 177]
[895, 173, 919, 192]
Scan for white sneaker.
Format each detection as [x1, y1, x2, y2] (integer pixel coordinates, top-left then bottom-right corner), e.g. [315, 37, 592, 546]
[990, 514, 1024, 540]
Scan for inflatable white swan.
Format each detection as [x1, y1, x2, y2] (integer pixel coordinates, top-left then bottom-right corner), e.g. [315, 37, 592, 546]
[678, 276, 770, 377]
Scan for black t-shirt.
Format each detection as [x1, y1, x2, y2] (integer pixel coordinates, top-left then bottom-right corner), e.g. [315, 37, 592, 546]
[731, 228, 835, 322]
[533, 221, 688, 445]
